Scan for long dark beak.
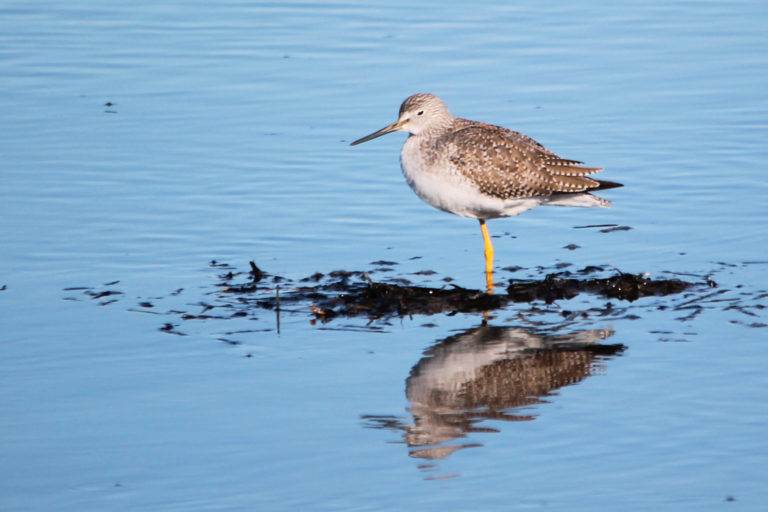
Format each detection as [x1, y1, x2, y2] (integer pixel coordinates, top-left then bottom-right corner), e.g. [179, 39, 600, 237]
[350, 120, 403, 146]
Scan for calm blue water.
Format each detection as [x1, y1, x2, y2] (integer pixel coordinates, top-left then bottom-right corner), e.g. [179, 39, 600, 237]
[2, 1, 767, 510]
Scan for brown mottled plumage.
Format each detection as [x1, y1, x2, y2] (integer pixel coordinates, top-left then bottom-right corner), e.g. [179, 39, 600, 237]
[435, 119, 602, 199]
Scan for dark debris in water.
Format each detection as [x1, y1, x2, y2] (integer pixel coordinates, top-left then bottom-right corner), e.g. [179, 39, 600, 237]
[62, 259, 768, 338]
[573, 223, 618, 229]
[88, 290, 123, 300]
[506, 272, 689, 303]
[311, 281, 505, 319]
[212, 264, 697, 322]
[571, 223, 633, 233]
[159, 323, 186, 336]
[599, 225, 632, 233]
[249, 261, 264, 282]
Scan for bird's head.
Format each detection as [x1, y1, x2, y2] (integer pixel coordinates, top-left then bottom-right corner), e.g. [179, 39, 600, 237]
[351, 93, 452, 146]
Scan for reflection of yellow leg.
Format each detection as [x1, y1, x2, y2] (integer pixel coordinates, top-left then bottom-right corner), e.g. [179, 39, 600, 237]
[479, 219, 494, 293]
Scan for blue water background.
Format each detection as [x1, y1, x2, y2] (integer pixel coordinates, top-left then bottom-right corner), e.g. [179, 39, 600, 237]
[1, 1, 767, 510]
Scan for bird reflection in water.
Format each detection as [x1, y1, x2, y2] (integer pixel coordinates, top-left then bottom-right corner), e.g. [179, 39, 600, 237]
[363, 324, 624, 460]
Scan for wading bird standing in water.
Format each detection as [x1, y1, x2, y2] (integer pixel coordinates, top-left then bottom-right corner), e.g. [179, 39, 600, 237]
[351, 93, 621, 293]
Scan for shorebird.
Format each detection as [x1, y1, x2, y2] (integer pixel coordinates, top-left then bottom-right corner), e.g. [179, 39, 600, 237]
[351, 93, 621, 292]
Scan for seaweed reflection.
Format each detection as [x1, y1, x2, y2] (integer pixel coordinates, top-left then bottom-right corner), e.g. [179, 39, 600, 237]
[364, 324, 624, 460]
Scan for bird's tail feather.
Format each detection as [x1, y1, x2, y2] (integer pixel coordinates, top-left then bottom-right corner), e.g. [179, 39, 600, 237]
[593, 179, 623, 191]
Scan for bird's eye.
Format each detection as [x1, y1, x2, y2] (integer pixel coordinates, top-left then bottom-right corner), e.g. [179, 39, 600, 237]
[417, 110, 424, 116]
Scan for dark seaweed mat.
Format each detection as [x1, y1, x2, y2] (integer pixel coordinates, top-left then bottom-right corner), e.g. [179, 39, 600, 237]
[506, 272, 690, 303]
[62, 260, 768, 337]
[218, 263, 692, 321]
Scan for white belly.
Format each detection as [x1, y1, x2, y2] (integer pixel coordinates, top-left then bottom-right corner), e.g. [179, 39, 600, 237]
[400, 137, 541, 219]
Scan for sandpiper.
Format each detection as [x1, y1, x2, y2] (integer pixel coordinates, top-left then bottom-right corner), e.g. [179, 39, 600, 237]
[351, 93, 621, 292]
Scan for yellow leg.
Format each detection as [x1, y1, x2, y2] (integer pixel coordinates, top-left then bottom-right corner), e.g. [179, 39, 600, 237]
[479, 219, 494, 293]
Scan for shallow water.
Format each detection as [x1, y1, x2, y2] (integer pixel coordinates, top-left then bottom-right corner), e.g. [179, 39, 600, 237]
[2, 0, 767, 510]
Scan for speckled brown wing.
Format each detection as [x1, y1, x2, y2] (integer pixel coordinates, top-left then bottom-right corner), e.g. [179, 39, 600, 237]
[443, 122, 602, 199]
